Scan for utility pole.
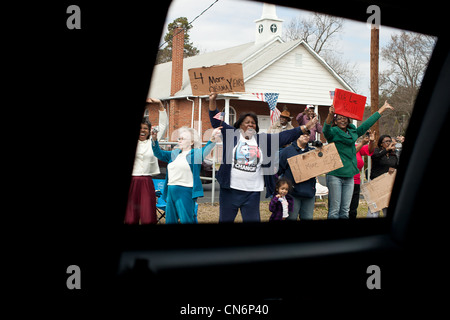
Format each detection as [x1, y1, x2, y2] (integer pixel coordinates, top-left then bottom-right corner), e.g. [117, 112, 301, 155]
[370, 25, 379, 136]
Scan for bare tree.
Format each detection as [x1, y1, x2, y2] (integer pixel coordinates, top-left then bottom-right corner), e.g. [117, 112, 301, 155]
[381, 32, 434, 93]
[378, 31, 436, 135]
[284, 13, 344, 54]
[321, 51, 360, 89]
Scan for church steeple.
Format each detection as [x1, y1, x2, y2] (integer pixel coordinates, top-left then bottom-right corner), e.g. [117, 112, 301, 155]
[254, 3, 283, 44]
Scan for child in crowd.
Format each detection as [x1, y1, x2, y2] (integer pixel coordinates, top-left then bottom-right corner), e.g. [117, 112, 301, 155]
[269, 177, 294, 222]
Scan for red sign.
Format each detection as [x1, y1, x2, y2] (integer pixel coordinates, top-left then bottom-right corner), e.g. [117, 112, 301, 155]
[332, 88, 367, 120]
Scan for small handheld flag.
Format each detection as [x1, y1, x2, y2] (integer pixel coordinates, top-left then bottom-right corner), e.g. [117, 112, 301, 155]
[213, 112, 224, 121]
[252, 93, 280, 125]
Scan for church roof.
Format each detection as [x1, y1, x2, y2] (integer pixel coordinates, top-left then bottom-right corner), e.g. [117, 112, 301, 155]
[148, 36, 354, 100]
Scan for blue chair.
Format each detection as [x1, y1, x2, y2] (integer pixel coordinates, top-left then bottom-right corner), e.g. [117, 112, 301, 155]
[152, 178, 199, 224]
[152, 179, 166, 223]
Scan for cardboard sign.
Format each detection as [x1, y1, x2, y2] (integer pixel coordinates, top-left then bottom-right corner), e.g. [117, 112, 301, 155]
[332, 88, 367, 120]
[188, 63, 245, 96]
[287, 143, 343, 183]
[360, 171, 396, 212]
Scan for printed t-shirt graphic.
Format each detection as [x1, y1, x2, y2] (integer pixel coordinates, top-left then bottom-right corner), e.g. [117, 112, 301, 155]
[230, 134, 264, 192]
[233, 140, 261, 172]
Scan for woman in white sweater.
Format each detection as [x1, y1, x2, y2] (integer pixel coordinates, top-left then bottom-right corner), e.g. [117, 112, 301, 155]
[124, 98, 168, 224]
[151, 127, 221, 224]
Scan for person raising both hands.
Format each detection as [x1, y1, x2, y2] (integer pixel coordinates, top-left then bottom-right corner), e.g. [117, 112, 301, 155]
[323, 100, 394, 219]
[124, 98, 168, 225]
[208, 91, 318, 223]
[150, 125, 222, 224]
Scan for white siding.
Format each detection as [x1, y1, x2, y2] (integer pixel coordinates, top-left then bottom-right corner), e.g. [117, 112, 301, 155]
[244, 45, 348, 105]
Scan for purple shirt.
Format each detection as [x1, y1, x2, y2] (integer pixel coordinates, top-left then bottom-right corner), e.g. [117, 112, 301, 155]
[296, 113, 323, 142]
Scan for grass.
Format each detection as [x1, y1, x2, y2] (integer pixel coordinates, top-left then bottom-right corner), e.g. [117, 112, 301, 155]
[159, 198, 370, 223]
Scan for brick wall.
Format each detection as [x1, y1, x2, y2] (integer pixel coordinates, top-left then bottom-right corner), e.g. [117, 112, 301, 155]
[170, 26, 184, 96]
[147, 98, 329, 143]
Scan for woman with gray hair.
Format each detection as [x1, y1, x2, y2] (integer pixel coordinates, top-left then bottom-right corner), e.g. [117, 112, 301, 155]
[151, 126, 222, 224]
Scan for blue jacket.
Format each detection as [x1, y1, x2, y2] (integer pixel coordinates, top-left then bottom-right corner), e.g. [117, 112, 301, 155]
[278, 141, 316, 198]
[209, 109, 303, 190]
[152, 140, 216, 201]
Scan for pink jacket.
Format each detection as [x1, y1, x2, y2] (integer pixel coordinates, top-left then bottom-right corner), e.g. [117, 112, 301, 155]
[354, 144, 373, 185]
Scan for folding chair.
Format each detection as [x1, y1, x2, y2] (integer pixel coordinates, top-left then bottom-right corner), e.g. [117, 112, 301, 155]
[315, 177, 329, 200]
[152, 179, 166, 223]
[153, 178, 200, 224]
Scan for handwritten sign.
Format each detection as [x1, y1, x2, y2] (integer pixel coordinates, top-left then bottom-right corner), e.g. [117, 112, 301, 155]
[360, 171, 396, 212]
[188, 63, 245, 96]
[287, 143, 343, 183]
[332, 88, 367, 120]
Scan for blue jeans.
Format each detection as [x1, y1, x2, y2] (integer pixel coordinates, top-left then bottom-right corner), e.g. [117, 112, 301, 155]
[326, 175, 354, 219]
[287, 195, 315, 221]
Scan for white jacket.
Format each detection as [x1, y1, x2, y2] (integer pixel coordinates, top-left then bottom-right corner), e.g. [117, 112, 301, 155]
[132, 110, 168, 176]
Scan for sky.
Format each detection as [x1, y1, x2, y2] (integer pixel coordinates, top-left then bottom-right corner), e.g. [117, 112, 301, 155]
[159, 0, 419, 99]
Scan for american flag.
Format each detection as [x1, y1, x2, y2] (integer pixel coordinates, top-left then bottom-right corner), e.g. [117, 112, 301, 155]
[213, 111, 224, 121]
[252, 93, 280, 125]
[330, 91, 335, 100]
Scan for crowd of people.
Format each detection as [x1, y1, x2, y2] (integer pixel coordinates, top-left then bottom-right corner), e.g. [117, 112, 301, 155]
[125, 93, 400, 224]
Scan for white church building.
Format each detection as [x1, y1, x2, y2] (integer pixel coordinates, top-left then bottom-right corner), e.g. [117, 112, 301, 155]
[147, 3, 354, 141]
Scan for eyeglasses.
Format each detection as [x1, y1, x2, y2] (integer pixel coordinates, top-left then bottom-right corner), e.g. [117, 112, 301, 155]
[382, 140, 392, 144]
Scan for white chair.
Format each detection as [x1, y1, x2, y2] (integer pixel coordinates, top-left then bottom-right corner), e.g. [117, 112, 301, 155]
[315, 178, 329, 200]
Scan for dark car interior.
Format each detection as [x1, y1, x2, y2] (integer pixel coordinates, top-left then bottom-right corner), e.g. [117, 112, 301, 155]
[36, 0, 447, 316]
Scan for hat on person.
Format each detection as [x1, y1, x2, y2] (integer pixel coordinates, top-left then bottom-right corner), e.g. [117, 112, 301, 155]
[280, 110, 291, 119]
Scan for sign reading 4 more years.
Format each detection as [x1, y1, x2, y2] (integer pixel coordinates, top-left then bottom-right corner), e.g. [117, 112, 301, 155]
[287, 143, 343, 183]
[188, 63, 245, 96]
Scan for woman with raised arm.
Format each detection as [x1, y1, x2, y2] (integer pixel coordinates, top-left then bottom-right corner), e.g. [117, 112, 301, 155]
[208, 92, 318, 223]
[151, 126, 222, 224]
[124, 98, 169, 224]
[323, 101, 394, 219]
[349, 130, 377, 219]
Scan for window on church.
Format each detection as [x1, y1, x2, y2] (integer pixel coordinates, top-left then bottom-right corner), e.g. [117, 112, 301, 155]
[270, 23, 278, 33]
[229, 106, 236, 125]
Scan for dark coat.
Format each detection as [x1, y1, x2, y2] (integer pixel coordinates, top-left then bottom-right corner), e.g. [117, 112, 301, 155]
[209, 109, 303, 191]
[370, 148, 399, 180]
[269, 193, 294, 221]
[278, 141, 316, 198]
